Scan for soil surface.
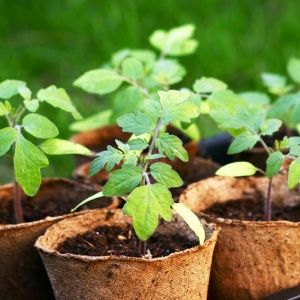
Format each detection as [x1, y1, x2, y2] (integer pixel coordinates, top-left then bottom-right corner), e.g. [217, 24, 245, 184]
[203, 198, 300, 222]
[58, 224, 198, 258]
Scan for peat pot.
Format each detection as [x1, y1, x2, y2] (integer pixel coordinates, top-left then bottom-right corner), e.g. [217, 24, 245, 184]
[36, 209, 220, 300]
[0, 178, 116, 300]
[180, 175, 300, 300]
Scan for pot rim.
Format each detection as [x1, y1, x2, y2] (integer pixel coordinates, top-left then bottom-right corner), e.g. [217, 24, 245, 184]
[0, 177, 116, 232]
[35, 210, 220, 264]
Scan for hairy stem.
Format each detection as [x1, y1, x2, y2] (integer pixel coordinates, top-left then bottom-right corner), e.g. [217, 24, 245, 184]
[265, 178, 273, 221]
[13, 179, 24, 224]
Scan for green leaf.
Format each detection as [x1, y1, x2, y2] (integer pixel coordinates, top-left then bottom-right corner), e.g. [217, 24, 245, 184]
[14, 134, 49, 196]
[288, 158, 300, 188]
[22, 113, 59, 139]
[193, 77, 227, 95]
[121, 57, 144, 80]
[18, 85, 32, 100]
[287, 57, 300, 83]
[74, 69, 124, 95]
[0, 127, 17, 156]
[89, 146, 123, 175]
[128, 138, 148, 151]
[24, 99, 39, 112]
[260, 119, 282, 136]
[159, 90, 199, 123]
[39, 139, 91, 156]
[172, 203, 205, 245]
[152, 59, 186, 85]
[150, 162, 183, 188]
[149, 24, 198, 56]
[266, 151, 284, 178]
[117, 112, 152, 136]
[240, 92, 270, 109]
[37, 85, 82, 120]
[123, 184, 173, 240]
[288, 137, 300, 147]
[228, 133, 259, 154]
[289, 145, 300, 157]
[261, 73, 291, 95]
[103, 165, 142, 196]
[216, 162, 258, 177]
[155, 133, 188, 162]
[71, 191, 104, 212]
[0, 80, 26, 99]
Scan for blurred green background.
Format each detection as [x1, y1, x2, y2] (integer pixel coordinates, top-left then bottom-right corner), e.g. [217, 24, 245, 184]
[1, 0, 300, 182]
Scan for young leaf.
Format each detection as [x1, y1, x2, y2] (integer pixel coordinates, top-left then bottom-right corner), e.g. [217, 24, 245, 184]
[193, 77, 227, 95]
[22, 113, 59, 139]
[172, 203, 205, 245]
[39, 139, 91, 156]
[151, 59, 186, 85]
[287, 57, 300, 84]
[150, 162, 183, 188]
[74, 69, 123, 95]
[289, 145, 300, 157]
[155, 133, 188, 162]
[71, 191, 104, 212]
[240, 92, 270, 109]
[121, 57, 144, 80]
[261, 73, 290, 95]
[0, 80, 26, 99]
[216, 162, 258, 177]
[37, 85, 82, 120]
[103, 165, 142, 196]
[288, 158, 300, 188]
[260, 119, 282, 136]
[123, 184, 173, 240]
[117, 112, 152, 136]
[227, 133, 259, 154]
[128, 138, 148, 151]
[14, 134, 49, 196]
[266, 151, 284, 178]
[18, 85, 32, 100]
[24, 99, 39, 112]
[0, 127, 17, 156]
[149, 24, 198, 56]
[89, 146, 123, 175]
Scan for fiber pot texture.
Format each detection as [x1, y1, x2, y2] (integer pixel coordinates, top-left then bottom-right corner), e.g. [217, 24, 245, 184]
[36, 209, 219, 300]
[0, 178, 116, 300]
[180, 175, 300, 300]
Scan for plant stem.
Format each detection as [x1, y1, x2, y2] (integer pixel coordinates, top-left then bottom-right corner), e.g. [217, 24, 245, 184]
[13, 179, 24, 224]
[258, 136, 272, 155]
[265, 178, 273, 221]
[139, 240, 147, 256]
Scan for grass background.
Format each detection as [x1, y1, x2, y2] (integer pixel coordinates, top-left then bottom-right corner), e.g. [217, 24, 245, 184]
[0, 0, 300, 182]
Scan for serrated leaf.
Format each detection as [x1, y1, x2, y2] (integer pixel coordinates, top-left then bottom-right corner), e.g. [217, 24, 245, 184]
[0, 127, 17, 156]
[266, 151, 284, 178]
[151, 59, 186, 85]
[39, 139, 91, 156]
[0, 80, 26, 99]
[89, 145, 123, 175]
[290, 145, 300, 157]
[288, 137, 300, 147]
[216, 162, 258, 177]
[121, 57, 144, 80]
[37, 85, 81, 120]
[240, 92, 270, 109]
[193, 77, 227, 95]
[117, 112, 152, 136]
[14, 133, 49, 196]
[74, 69, 123, 95]
[103, 165, 142, 196]
[288, 158, 300, 188]
[24, 99, 39, 112]
[159, 90, 199, 123]
[22, 113, 59, 139]
[123, 184, 173, 240]
[172, 203, 205, 245]
[260, 119, 282, 136]
[287, 57, 300, 84]
[149, 24, 198, 56]
[128, 138, 148, 151]
[155, 133, 188, 162]
[150, 162, 183, 188]
[227, 133, 259, 154]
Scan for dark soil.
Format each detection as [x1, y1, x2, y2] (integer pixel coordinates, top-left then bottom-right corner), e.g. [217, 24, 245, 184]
[203, 198, 300, 222]
[58, 224, 198, 258]
[0, 181, 112, 224]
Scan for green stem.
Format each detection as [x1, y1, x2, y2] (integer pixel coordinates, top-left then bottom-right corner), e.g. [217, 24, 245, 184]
[265, 178, 273, 221]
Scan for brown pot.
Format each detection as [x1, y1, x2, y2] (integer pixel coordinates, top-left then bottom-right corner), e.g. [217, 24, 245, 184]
[0, 178, 117, 300]
[35, 209, 220, 300]
[179, 175, 300, 300]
